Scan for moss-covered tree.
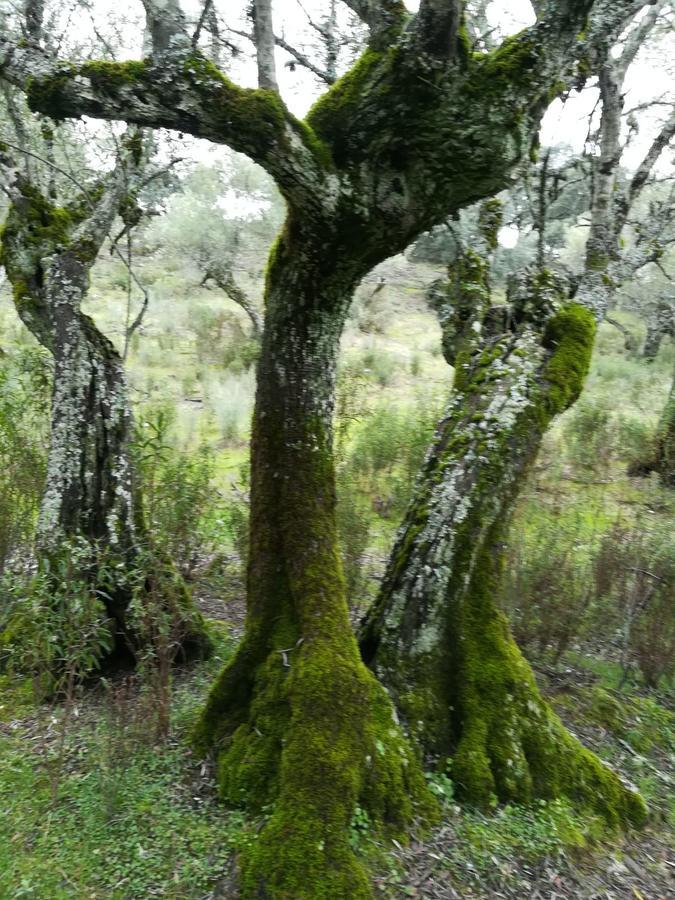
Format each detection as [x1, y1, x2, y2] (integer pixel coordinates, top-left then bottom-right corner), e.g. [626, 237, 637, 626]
[0, 0, 663, 895]
[362, 0, 674, 821]
[0, 124, 206, 661]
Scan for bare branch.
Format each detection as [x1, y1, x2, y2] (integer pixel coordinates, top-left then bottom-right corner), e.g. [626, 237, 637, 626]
[629, 106, 675, 207]
[227, 25, 334, 85]
[192, 0, 214, 50]
[615, 0, 666, 78]
[201, 263, 262, 337]
[252, 0, 279, 91]
[276, 34, 334, 85]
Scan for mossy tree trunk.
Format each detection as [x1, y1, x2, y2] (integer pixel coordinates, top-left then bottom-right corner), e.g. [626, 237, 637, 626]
[194, 228, 434, 898]
[0, 149, 207, 660]
[358, 5, 671, 823]
[360, 264, 643, 825]
[650, 370, 675, 488]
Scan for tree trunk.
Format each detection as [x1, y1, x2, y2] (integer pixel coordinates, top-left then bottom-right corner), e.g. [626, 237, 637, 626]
[654, 371, 674, 487]
[360, 270, 645, 827]
[193, 226, 434, 899]
[1, 182, 208, 663]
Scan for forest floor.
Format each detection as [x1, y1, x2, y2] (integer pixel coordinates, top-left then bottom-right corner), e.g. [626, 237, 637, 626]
[0, 595, 672, 899]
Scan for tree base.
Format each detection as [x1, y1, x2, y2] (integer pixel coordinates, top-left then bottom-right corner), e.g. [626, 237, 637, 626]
[194, 634, 437, 899]
[446, 544, 647, 828]
[0, 545, 212, 682]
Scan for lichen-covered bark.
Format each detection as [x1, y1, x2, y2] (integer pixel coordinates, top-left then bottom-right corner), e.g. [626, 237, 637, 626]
[194, 230, 435, 898]
[0, 167, 207, 659]
[360, 266, 645, 827]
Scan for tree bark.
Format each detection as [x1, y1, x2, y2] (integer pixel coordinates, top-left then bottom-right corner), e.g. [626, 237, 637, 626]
[194, 226, 434, 898]
[360, 265, 642, 824]
[0, 169, 207, 661]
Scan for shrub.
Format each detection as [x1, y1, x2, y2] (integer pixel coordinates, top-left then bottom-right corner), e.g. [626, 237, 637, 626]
[0, 345, 51, 571]
[501, 507, 595, 660]
[562, 398, 615, 473]
[133, 407, 229, 576]
[0, 539, 113, 690]
[592, 519, 675, 688]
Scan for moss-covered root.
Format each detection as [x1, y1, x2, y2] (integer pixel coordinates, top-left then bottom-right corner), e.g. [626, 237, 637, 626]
[196, 636, 436, 899]
[449, 537, 647, 829]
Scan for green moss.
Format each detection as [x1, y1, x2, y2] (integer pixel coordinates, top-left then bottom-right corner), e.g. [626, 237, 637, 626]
[183, 54, 332, 172]
[475, 31, 540, 96]
[478, 198, 503, 251]
[27, 60, 146, 123]
[81, 59, 147, 86]
[306, 49, 391, 164]
[541, 303, 596, 419]
[0, 185, 77, 322]
[448, 522, 646, 829]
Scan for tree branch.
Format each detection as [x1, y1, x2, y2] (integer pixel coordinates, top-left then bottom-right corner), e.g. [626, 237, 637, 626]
[340, 0, 409, 47]
[615, 0, 666, 78]
[628, 106, 675, 208]
[0, 40, 327, 208]
[276, 33, 335, 85]
[413, 0, 462, 61]
[252, 0, 279, 91]
[227, 25, 334, 85]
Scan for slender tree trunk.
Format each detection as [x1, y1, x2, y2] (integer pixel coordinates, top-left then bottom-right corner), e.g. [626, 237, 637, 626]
[654, 370, 674, 487]
[39, 254, 135, 557]
[194, 227, 433, 899]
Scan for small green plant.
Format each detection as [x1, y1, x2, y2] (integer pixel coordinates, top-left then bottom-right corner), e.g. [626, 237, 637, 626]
[349, 804, 372, 849]
[425, 770, 455, 807]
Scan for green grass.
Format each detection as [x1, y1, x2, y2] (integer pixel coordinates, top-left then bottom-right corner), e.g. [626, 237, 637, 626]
[0, 632, 253, 900]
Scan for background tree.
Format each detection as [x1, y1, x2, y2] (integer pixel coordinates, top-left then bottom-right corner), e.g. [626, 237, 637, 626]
[0, 4, 207, 663]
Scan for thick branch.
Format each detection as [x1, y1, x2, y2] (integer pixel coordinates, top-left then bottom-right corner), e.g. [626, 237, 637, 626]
[0, 42, 327, 208]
